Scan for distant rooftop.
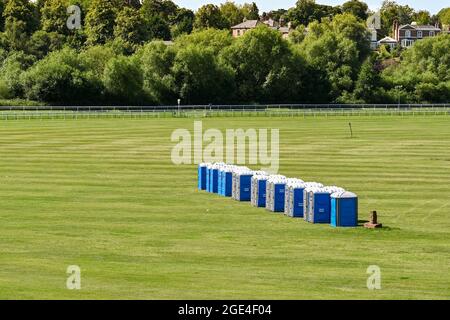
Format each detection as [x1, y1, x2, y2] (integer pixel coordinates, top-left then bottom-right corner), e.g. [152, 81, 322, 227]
[399, 24, 441, 31]
[378, 36, 398, 43]
[231, 20, 260, 29]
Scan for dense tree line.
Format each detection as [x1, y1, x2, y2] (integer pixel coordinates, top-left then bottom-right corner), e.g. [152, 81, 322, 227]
[0, 0, 448, 105]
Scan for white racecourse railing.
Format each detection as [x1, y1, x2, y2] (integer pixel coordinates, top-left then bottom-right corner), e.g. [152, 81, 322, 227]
[0, 104, 449, 120]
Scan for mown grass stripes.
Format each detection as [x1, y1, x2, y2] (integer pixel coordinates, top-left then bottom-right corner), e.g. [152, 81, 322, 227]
[0, 116, 449, 299]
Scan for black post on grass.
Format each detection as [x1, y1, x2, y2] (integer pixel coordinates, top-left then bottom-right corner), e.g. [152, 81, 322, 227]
[349, 122, 353, 138]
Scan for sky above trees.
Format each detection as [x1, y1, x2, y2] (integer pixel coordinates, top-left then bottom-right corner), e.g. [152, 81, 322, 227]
[175, 1, 445, 15]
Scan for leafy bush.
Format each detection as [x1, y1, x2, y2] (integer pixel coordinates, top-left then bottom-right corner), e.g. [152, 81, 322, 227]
[21, 48, 101, 104]
[0, 50, 35, 97]
[102, 55, 145, 105]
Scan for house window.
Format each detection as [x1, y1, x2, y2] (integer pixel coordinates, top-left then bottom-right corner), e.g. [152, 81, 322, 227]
[417, 31, 422, 38]
[402, 39, 414, 48]
[405, 30, 411, 38]
[237, 30, 241, 36]
[429, 31, 435, 37]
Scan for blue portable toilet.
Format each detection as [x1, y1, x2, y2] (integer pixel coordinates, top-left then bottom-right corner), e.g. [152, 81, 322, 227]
[266, 176, 287, 212]
[302, 184, 323, 221]
[292, 188, 305, 217]
[284, 179, 304, 217]
[309, 187, 345, 224]
[221, 168, 233, 197]
[218, 166, 225, 196]
[303, 187, 317, 221]
[331, 191, 358, 227]
[310, 190, 332, 223]
[257, 179, 267, 207]
[205, 164, 212, 192]
[273, 183, 286, 212]
[238, 173, 253, 201]
[232, 169, 253, 201]
[208, 165, 219, 194]
[285, 184, 305, 217]
[198, 163, 208, 190]
[251, 175, 269, 207]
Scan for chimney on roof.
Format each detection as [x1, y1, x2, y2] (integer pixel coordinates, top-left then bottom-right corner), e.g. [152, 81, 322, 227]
[243, 17, 247, 23]
[393, 20, 399, 41]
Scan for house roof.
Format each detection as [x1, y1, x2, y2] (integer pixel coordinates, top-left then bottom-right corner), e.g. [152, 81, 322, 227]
[399, 24, 441, 31]
[231, 20, 260, 29]
[378, 36, 398, 44]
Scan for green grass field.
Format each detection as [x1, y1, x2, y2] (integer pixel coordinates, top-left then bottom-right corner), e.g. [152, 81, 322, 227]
[0, 115, 449, 300]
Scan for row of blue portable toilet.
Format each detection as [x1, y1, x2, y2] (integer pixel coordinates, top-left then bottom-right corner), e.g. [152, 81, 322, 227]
[198, 163, 358, 227]
[198, 163, 253, 201]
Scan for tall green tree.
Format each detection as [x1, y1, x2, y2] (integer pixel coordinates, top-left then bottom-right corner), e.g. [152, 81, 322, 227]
[27, 30, 65, 58]
[123, 0, 141, 9]
[138, 41, 176, 104]
[175, 28, 233, 55]
[21, 47, 101, 104]
[438, 8, 450, 26]
[85, 0, 116, 45]
[114, 6, 149, 52]
[170, 8, 194, 38]
[331, 12, 370, 62]
[173, 45, 235, 104]
[289, 25, 307, 44]
[0, 0, 5, 32]
[382, 34, 450, 103]
[103, 55, 144, 104]
[0, 50, 35, 97]
[413, 10, 431, 25]
[140, 0, 172, 40]
[146, 14, 171, 40]
[341, 0, 368, 21]
[221, 25, 297, 103]
[194, 4, 228, 30]
[352, 55, 384, 103]
[141, 0, 177, 19]
[287, 0, 340, 28]
[40, 0, 69, 34]
[3, 0, 36, 49]
[79, 45, 116, 78]
[380, 0, 415, 36]
[241, 2, 259, 20]
[299, 14, 369, 101]
[3, 0, 35, 32]
[220, 1, 244, 27]
[262, 9, 287, 23]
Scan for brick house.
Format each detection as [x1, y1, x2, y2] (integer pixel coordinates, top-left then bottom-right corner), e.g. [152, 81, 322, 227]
[231, 20, 261, 38]
[393, 22, 441, 48]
